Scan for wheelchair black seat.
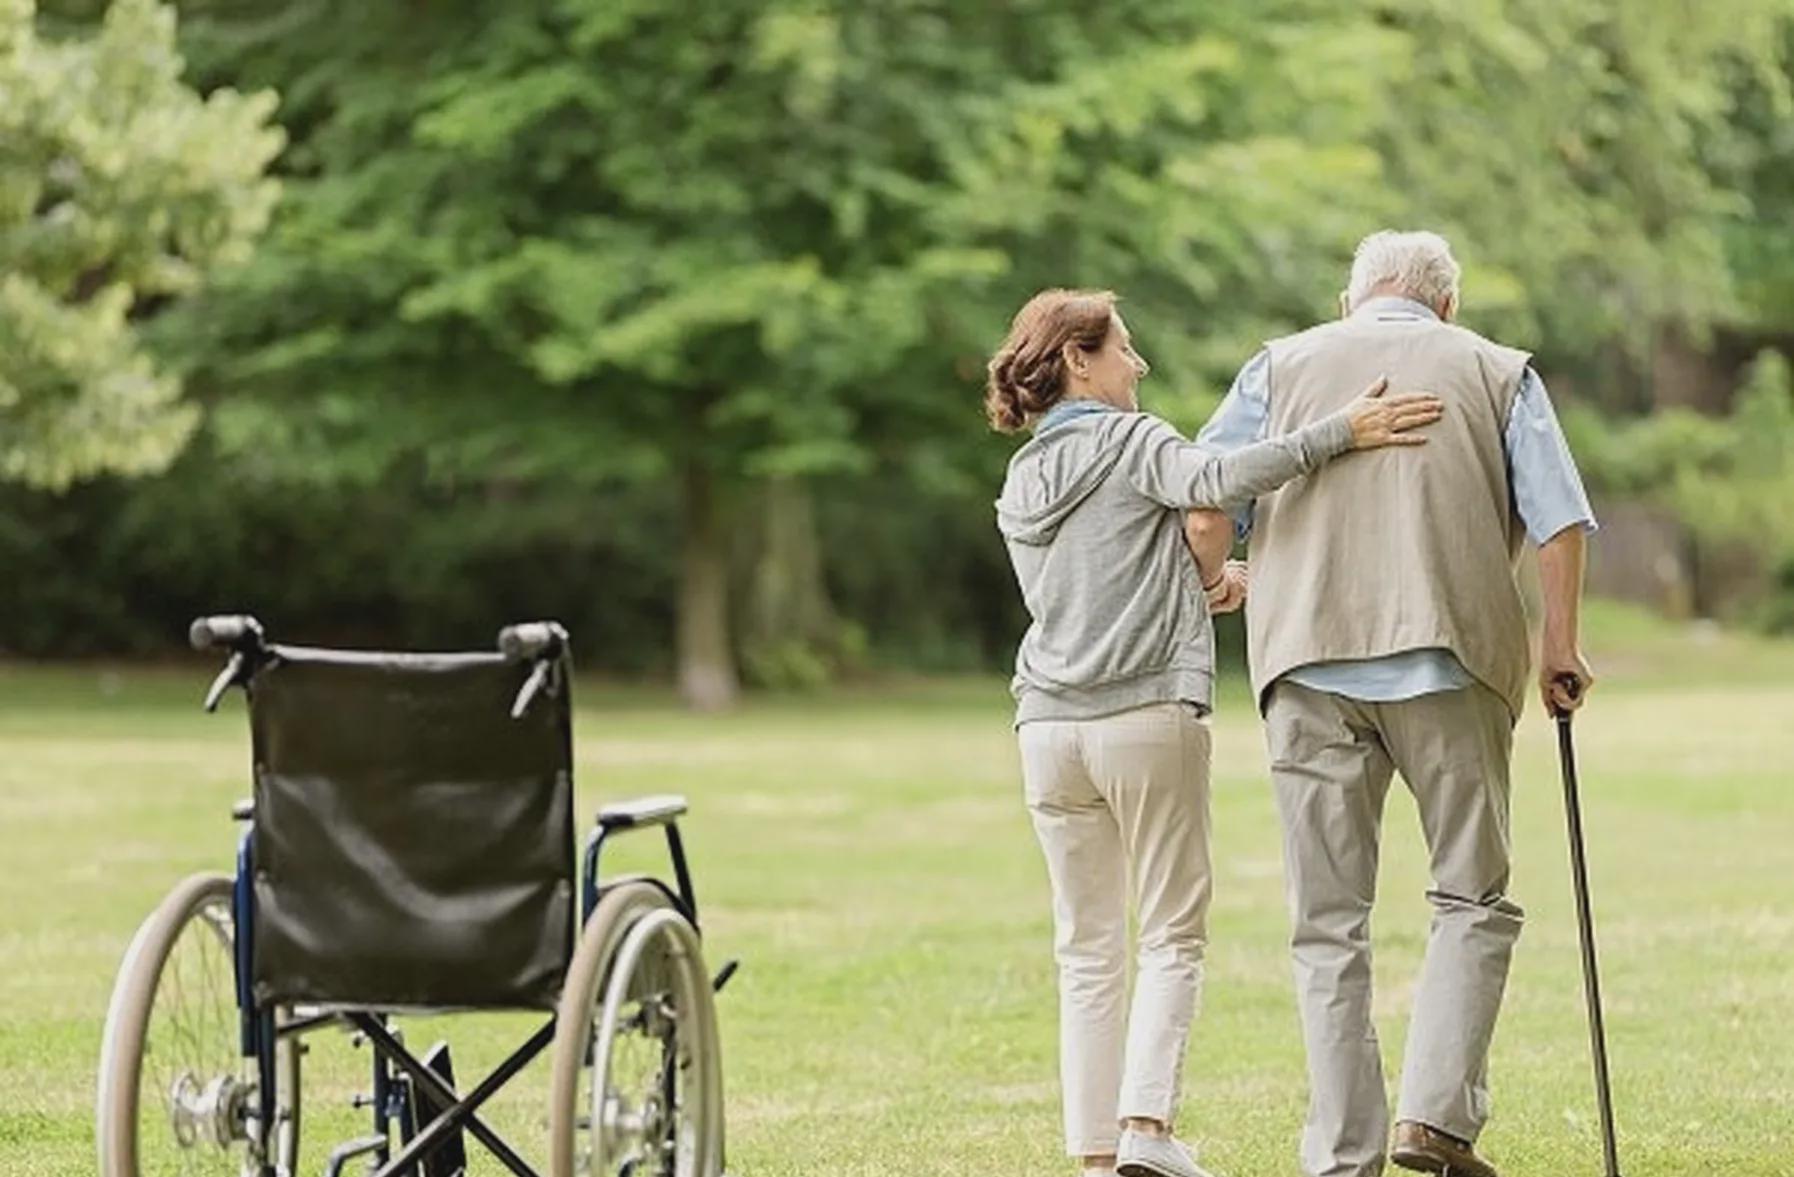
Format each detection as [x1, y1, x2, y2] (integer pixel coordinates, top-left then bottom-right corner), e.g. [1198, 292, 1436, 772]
[247, 643, 573, 1010]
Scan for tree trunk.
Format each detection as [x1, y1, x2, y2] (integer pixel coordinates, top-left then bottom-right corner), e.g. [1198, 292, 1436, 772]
[742, 475, 839, 684]
[676, 458, 739, 711]
[1651, 320, 1735, 413]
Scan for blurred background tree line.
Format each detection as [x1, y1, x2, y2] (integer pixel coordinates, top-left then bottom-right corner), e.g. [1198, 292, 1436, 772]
[3, 0, 1792, 706]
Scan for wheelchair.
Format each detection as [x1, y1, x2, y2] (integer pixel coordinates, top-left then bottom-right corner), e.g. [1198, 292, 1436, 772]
[96, 616, 731, 1177]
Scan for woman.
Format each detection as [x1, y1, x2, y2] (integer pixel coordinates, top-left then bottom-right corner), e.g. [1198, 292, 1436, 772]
[989, 289, 1441, 1177]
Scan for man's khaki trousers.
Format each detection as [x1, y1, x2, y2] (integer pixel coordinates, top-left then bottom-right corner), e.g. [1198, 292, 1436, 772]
[1018, 701, 1213, 1157]
[1264, 680, 1524, 1177]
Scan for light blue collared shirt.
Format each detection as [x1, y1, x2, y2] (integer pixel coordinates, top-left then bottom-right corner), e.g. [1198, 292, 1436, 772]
[1195, 296, 1598, 702]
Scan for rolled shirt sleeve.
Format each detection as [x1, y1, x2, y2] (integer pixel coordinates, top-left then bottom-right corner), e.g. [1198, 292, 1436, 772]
[1506, 367, 1598, 545]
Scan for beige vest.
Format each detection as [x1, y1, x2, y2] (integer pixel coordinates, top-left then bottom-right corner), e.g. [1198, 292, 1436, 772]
[1247, 314, 1532, 718]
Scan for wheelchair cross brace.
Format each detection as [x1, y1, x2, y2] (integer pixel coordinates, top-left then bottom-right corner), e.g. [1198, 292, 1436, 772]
[345, 1012, 554, 1177]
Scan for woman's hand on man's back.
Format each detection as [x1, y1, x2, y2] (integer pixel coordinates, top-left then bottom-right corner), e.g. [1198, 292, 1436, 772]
[1344, 376, 1445, 449]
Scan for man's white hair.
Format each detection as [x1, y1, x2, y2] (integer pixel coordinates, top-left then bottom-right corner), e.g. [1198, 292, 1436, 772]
[1346, 230, 1461, 311]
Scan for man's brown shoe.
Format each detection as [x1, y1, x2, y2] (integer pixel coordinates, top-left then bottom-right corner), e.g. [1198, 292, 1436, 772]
[1390, 1121, 1498, 1177]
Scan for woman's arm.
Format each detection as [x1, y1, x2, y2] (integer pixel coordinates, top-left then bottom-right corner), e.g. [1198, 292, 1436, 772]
[1183, 510, 1234, 590]
[1130, 413, 1353, 510]
[1128, 378, 1444, 511]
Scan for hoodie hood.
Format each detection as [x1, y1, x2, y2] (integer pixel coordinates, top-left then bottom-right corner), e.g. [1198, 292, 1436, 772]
[995, 413, 1140, 544]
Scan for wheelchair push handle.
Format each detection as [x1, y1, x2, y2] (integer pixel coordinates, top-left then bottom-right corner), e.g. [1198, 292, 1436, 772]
[190, 615, 268, 712]
[498, 620, 570, 718]
[190, 614, 265, 653]
[497, 621, 568, 662]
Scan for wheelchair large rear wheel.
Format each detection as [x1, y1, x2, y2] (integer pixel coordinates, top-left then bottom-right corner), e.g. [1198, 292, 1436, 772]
[549, 881, 723, 1177]
[97, 873, 300, 1177]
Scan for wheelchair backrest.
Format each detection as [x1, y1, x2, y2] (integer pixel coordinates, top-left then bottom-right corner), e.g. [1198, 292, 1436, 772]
[246, 645, 573, 1010]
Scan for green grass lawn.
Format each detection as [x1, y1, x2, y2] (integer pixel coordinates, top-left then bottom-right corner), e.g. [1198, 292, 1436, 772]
[2, 602, 1791, 1176]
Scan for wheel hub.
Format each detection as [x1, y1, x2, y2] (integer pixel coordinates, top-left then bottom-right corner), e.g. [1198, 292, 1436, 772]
[168, 1070, 252, 1149]
[599, 1072, 670, 1170]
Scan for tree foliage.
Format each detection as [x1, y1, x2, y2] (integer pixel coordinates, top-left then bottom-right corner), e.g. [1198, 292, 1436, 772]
[1373, 0, 1794, 375]
[154, 0, 1415, 700]
[1566, 349, 1794, 626]
[8, 0, 1794, 670]
[0, 0, 280, 487]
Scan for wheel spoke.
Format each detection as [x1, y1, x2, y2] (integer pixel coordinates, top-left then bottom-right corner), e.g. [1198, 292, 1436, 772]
[591, 942, 693, 1174]
[129, 887, 261, 1176]
[554, 884, 720, 1177]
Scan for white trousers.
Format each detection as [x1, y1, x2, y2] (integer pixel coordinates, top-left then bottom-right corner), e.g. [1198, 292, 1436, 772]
[1019, 702, 1214, 1157]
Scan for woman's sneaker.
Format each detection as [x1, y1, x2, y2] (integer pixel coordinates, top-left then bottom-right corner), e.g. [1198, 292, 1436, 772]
[1116, 1130, 1217, 1177]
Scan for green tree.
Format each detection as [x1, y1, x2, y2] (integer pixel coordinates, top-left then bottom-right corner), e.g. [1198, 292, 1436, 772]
[11, 0, 1794, 665]
[1715, 10, 1794, 339]
[162, 0, 1407, 705]
[0, 0, 280, 488]
[1373, 0, 1794, 406]
[1566, 349, 1794, 623]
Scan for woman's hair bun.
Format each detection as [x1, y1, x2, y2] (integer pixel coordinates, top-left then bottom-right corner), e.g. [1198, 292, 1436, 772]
[983, 289, 1117, 433]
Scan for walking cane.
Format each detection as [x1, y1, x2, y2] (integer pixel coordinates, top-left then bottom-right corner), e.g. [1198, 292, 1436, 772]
[1552, 676, 1623, 1177]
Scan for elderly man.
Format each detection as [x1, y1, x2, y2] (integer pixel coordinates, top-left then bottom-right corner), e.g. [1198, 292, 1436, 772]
[1186, 231, 1596, 1177]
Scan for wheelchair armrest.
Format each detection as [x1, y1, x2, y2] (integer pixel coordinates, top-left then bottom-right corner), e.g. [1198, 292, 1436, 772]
[586, 795, 699, 925]
[596, 794, 688, 830]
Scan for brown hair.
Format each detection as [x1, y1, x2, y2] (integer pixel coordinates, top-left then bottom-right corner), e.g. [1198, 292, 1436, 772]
[984, 288, 1117, 432]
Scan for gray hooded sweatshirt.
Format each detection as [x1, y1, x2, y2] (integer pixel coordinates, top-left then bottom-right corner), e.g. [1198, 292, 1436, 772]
[995, 403, 1355, 724]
